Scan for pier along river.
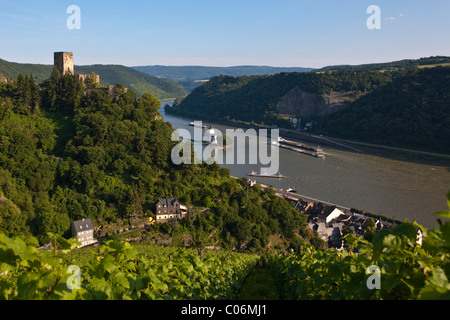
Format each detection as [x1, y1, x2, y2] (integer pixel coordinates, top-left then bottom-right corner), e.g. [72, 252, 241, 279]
[160, 102, 450, 229]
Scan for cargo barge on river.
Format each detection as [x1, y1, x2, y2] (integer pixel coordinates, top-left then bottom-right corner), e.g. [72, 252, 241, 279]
[248, 170, 286, 179]
[276, 138, 325, 159]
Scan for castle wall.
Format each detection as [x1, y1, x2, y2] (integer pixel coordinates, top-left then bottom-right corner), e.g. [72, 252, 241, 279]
[78, 74, 100, 86]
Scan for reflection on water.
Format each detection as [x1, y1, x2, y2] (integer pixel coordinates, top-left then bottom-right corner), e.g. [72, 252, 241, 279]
[160, 102, 450, 228]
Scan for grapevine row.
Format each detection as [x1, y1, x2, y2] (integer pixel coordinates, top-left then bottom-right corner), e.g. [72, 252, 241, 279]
[0, 234, 259, 300]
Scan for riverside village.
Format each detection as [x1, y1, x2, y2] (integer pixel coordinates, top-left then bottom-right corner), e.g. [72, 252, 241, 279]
[57, 187, 406, 252]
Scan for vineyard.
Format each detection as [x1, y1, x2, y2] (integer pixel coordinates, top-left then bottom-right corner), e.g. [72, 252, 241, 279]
[0, 235, 259, 300]
[269, 220, 450, 300]
[1, 196, 450, 300]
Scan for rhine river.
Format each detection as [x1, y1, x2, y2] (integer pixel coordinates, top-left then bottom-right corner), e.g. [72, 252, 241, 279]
[160, 103, 450, 229]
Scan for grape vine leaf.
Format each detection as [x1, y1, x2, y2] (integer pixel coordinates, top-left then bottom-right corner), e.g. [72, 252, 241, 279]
[434, 192, 450, 219]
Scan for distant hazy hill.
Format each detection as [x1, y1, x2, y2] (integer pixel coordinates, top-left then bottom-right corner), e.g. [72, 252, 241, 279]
[0, 58, 188, 99]
[318, 56, 450, 72]
[167, 70, 395, 123]
[133, 65, 315, 91]
[74, 65, 188, 99]
[0, 58, 53, 84]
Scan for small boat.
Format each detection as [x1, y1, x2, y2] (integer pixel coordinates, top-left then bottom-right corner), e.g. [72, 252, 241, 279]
[248, 170, 285, 179]
[189, 122, 208, 129]
[316, 153, 325, 159]
[268, 138, 280, 146]
[286, 188, 297, 193]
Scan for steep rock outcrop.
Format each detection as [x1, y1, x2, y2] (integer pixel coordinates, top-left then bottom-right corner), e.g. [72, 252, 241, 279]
[277, 86, 348, 116]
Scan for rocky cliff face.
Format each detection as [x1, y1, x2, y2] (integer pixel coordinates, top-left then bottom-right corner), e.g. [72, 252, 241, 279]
[0, 73, 7, 83]
[276, 86, 349, 116]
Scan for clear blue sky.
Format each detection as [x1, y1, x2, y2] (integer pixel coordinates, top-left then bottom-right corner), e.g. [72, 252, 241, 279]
[1, 0, 449, 68]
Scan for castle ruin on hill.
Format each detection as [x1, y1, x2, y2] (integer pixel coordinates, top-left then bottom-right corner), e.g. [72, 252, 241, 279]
[54, 52, 126, 98]
[54, 52, 100, 86]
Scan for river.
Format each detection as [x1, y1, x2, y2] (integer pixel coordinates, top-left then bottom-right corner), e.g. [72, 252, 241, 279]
[160, 102, 450, 229]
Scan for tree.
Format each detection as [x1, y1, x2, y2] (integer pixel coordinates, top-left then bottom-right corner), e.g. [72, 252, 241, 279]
[27, 74, 40, 113]
[0, 193, 30, 237]
[0, 97, 11, 121]
[42, 70, 84, 112]
[86, 72, 100, 89]
[118, 89, 137, 106]
[14, 73, 39, 114]
[137, 93, 161, 115]
[42, 67, 61, 110]
[191, 226, 209, 249]
[34, 198, 71, 244]
[127, 184, 144, 219]
[62, 73, 84, 110]
[235, 218, 252, 247]
[364, 219, 376, 242]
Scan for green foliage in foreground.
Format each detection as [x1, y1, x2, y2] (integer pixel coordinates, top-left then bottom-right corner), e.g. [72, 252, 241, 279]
[269, 206, 450, 300]
[0, 235, 259, 300]
[1, 192, 450, 300]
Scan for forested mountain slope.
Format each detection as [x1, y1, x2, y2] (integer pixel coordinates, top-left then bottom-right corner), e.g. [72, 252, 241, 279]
[0, 72, 321, 252]
[318, 56, 450, 72]
[75, 64, 188, 98]
[167, 70, 396, 124]
[133, 65, 315, 92]
[167, 65, 450, 154]
[0, 58, 188, 99]
[314, 67, 450, 153]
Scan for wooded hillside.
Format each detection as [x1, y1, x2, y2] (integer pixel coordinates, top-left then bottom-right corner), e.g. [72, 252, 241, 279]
[167, 64, 450, 154]
[0, 58, 188, 98]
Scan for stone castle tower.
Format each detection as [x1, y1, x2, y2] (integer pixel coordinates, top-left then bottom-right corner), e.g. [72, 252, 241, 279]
[54, 52, 74, 75]
[52, 52, 125, 98]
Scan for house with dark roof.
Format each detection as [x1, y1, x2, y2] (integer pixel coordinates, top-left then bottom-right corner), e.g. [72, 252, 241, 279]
[71, 218, 96, 247]
[155, 198, 187, 223]
[318, 206, 346, 227]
